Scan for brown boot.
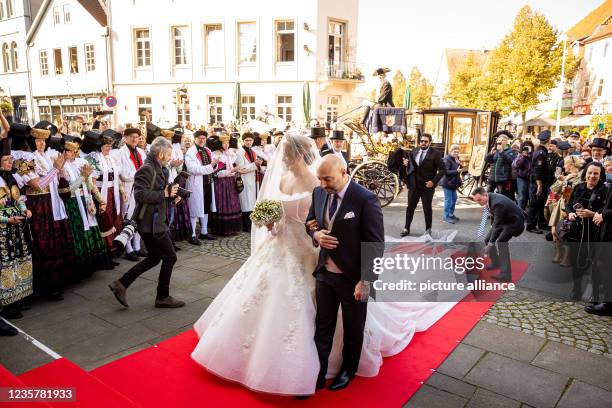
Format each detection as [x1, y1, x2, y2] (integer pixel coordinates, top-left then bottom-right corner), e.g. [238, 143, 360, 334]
[552, 242, 561, 263]
[559, 245, 571, 267]
[109, 280, 128, 308]
[155, 296, 185, 308]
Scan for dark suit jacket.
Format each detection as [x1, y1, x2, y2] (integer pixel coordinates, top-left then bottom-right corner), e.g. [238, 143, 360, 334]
[486, 193, 525, 243]
[306, 180, 384, 283]
[133, 152, 169, 234]
[377, 80, 394, 107]
[322, 149, 349, 163]
[406, 147, 445, 190]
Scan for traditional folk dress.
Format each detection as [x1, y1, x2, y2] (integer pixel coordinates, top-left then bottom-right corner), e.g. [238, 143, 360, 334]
[26, 149, 76, 293]
[168, 142, 192, 241]
[61, 158, 111, 279]
[235, 146, 259, 232]
[185, 144, 217, 238]
[118, 144, 146, 254]
[209, 148, 242, 236]
[0, 171, 33, 307]
[86, 151, 123, 253]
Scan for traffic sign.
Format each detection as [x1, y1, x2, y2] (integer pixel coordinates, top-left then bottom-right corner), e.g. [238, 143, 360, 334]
[105, 96, 117, 108]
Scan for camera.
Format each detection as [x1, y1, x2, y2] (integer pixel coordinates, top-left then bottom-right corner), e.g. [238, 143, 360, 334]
[113, 218, 138, 253]
[167, 183, 191, 200]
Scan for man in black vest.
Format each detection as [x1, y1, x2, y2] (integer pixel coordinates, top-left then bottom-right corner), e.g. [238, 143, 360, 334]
[401, 133, 445, 236]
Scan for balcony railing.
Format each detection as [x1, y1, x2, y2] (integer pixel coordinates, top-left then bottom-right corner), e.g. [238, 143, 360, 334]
[321, 60, 364, 81]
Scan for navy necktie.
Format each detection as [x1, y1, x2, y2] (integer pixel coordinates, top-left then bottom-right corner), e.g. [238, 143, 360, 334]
[328, 193, 339, 220]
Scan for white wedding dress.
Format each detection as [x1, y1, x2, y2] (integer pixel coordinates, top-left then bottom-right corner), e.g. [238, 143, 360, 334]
[191, 190, 455, 395]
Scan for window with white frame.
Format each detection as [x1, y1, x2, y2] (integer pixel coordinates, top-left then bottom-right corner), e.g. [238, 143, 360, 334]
[53, 6, 61, 25]
[85, 44, 95, 71]
[6, 0, 13, 17]
[39, 50, 48, 76]
[238, 22, 256, 64]
[583, 80, 590, 98]
[597, 79, 604, 97]
[241, 95, 256, 121]
[588, 46, 593, 61]
[10, 41, 18, 71]
[328, 20, 346, 75]
[39, 106, 52, 122]
[63, 5, 71, 24]
[177, 93, 190, 126]
[2, 44, 9, 72]
[0, 3, 5, 20]
[204, 24, 223, 66]
[137, 96, 152, 123]
[276, 20, 295, 62]
[604, 42, 609, 58]
[276, 95, 292, 122]
[208, 96, 223, 124]
[326, 95, 340, 123]
[172, 26, 189, 66]
[134, 28, 151, 68]
[53, 48, 63, 74]
[69, 46, 78, 73]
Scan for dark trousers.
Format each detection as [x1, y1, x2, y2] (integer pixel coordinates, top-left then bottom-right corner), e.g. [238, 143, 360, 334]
[242, 212, 252, 232]
[405, 187, 435, 231]
[488, 180, 515, 201]
[526, 181, 547, 229]
[119, 231, 177, 299]
[487, 225, 520, 279]
[315, 270, 368, 383]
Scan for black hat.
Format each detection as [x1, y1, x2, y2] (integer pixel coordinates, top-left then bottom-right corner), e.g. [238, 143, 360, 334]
[273, 130, 284, 137]
[206, 135, 221, 151]
[590, 137, 609, 151]
[373, 67, 391, 76]
[146, 123, 161, 144]
[34, 120, 58, 137]
[229, 133, 239, 149]
[330, 130, 345, 141]
[310, 127, 325, 139]
[194, 130, 208, 139]
[172, 128, 184, 144]
[47, 136, 65, 153]
[558, 141, 571, 151]
[0, 138, 11, 157]
[568, 131, 580, 139]
[241, 132, 255, 141]
[81, 130, 103, 154]
[537, 130, 551, 142]
[492, 130, 513, 140]
[102, 129, 122, 148]
[8, 123, 32, 151]
[550, 139, 558, 146]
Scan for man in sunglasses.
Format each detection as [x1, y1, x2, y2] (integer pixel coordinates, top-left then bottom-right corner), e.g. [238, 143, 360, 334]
[401, 133, 445, 237]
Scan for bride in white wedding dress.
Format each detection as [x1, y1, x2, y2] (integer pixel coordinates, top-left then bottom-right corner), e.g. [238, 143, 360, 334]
[191, 132, 455, 396]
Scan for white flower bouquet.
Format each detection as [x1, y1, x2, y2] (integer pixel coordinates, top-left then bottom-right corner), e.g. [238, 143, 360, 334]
[250, 199, 284, 228]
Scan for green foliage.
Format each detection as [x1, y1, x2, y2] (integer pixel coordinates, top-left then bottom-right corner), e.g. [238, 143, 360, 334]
[391, 70, 407, 108]
[409, 67, 433, 109]
[444, 5, 577, 131]
[0, 101, 13, 114]
[589, 114, 612, 134]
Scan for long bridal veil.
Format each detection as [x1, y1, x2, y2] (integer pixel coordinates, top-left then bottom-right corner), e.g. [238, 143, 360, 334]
[250, 130, 321, 252]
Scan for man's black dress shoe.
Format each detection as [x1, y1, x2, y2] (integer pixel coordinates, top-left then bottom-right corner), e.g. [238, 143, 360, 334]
[188, 236, 201, 246]
[125, 252, 140, 262]
[526, 227, 543, 234]
[400, 228, 410, 237]
[0, 318, 17, 336]
[199, 234, 217, 241]
[0, 308, 23, 320]
[136, 249, 148, 257]
[328, 370, 354, 391]
[585, 302, 612, 316]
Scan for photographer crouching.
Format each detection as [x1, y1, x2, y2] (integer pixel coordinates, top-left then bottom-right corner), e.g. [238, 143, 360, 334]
[109, 137, 185, 309]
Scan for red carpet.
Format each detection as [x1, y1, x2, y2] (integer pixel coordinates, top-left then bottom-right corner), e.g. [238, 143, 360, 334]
[13, 261, 528, 407]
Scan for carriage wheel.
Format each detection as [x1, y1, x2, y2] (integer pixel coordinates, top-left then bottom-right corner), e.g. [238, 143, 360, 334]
[350, 161, 399, 207]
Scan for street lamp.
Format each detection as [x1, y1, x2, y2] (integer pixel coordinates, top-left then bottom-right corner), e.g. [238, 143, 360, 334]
[555, 33, 568, 138]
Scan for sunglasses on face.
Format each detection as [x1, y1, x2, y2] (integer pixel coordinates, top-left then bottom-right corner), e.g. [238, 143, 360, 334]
[420, 139, 430, 143]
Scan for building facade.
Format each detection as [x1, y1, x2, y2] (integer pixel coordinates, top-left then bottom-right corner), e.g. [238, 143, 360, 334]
[0, 0, 43, 123]
[566, 0, 612, 127]
[26, 0, 109, 124]
[109, 0, 363, 128]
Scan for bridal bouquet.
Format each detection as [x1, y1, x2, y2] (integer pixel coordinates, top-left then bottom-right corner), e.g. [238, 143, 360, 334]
[250, 199, 284, 228]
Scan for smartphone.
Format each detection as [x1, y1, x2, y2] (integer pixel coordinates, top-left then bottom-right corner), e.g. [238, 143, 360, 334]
[573, 203, 583, 210]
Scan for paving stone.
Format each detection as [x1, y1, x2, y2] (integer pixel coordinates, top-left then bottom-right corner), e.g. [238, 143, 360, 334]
[165, 265, 218, 289]
[82, 342, 151, 371]
[139, 297, 213, 335]
[426, 372, 476, 399]
[176, 253, 237, 271]
[437, 343, 486, 379]
[53, 323, 159, 368]
[0, 333, 55, 375]
[28, 314, 116, 350]
[463, 321, 546, 362]
[404, 384, 467, 408]
[464, 353, 569, 408]
[466, 388, 520, 408]
[532, 341, 612, 391]
[556, 380, 612, 408]
[189, 275, 234, 299]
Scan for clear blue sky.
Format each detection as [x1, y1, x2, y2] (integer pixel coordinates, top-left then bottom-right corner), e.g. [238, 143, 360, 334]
[357, 0, 604, 87]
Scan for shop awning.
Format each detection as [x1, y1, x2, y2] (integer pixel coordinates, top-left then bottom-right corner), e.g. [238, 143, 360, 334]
[560, 115, 592, 127]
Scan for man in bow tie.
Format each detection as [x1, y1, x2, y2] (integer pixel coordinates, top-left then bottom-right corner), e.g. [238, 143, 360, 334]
[305, 154, 384, 392]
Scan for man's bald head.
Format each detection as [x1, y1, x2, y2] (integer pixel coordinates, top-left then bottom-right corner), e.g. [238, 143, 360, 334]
[317, 154, 348, 193]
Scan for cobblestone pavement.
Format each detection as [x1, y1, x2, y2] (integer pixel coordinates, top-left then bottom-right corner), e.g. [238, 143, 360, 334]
[484, 289, 612, 358]
[176, 232, 251, 261]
